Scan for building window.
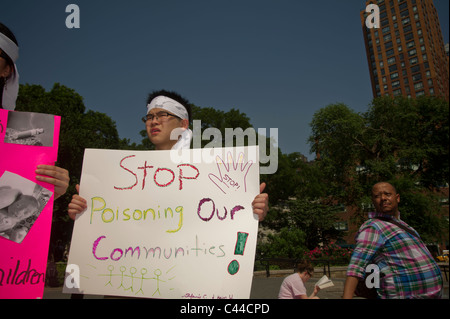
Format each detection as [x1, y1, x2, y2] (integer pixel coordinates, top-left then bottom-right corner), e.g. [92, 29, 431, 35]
[407, 40, 415, 48]
[399, 2, 408, 11]
[334, 221, 348, 231]
[405, 32, 414, 41]
[412, 73, 422, 81]
[411, 65, 420, 73]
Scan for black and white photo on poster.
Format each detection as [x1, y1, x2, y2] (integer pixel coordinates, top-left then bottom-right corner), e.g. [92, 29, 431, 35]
[0, 171, 52, 243]
[4, 111, 54, 147]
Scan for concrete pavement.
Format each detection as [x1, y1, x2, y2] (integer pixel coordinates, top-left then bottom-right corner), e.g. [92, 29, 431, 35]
[41, 275, 348, 299]
[43, 274, 448, 299]
[250, 275, 346, 299]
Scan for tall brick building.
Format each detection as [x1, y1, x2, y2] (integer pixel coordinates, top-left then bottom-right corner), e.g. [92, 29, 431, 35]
[361, 0, 449, 101]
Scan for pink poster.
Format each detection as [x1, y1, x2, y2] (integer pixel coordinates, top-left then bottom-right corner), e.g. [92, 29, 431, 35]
[0, 109, 61, 299]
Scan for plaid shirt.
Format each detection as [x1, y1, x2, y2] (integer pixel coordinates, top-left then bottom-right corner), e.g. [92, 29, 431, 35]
[347, 211, 443, 299]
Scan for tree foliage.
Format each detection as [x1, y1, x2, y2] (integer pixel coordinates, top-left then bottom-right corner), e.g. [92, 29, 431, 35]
[262, 198, 343, 251]
[258, 227, 306, 259]
[190, 105, 254, 148]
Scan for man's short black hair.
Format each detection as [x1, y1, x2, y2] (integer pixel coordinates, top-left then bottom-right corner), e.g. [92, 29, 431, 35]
[146, 90, 192, 123]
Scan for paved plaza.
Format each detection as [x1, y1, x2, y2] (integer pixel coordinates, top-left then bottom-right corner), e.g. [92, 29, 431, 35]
[42, 272, 448, 299]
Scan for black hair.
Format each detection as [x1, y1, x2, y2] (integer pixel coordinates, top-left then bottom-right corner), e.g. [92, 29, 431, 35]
[146, 89, 192, 124]
[0, 22, 19, 108]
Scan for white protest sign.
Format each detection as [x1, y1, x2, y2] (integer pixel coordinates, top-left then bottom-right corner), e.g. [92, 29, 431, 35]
[64, 146, 259, 299]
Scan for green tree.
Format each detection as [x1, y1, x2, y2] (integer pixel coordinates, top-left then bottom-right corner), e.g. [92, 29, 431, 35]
[191, 105, 254, 148]
[362, 96, 449, 189]
[262, 198, 343, 251]
[258, 227, 307, 259]
[261, 151, 304, 205]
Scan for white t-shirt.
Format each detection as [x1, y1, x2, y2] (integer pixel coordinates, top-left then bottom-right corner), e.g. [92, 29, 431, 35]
[278, 273, 307, 299]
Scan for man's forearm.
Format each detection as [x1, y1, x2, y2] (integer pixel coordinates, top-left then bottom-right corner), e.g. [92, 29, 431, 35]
[343, 276, 359, 299]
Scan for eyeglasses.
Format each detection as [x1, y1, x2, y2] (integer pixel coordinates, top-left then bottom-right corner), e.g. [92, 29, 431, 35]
[141, 112, 180, 123]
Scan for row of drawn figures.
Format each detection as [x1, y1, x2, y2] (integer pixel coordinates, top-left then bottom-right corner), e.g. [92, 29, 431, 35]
[98, 265, 176, 297]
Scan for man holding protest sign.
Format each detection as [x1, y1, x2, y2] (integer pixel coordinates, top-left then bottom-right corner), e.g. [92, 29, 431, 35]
[65, 90, 269, 299]
[68, 90, 269, 222]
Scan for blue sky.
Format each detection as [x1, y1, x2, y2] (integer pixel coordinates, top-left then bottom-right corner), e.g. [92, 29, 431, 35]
[2, 1, 449, 159]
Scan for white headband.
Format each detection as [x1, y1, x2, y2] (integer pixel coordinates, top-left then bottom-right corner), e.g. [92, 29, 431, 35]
[0, 33, 19, 63]
[147, 96, 189, 120]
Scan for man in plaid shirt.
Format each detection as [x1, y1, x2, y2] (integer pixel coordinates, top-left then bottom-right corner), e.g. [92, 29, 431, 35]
[343, 182, 443, 299]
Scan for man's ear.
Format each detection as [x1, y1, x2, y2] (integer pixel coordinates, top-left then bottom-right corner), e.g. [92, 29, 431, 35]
[181, 118, 189, 129]
[1, 64, 12, 78]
